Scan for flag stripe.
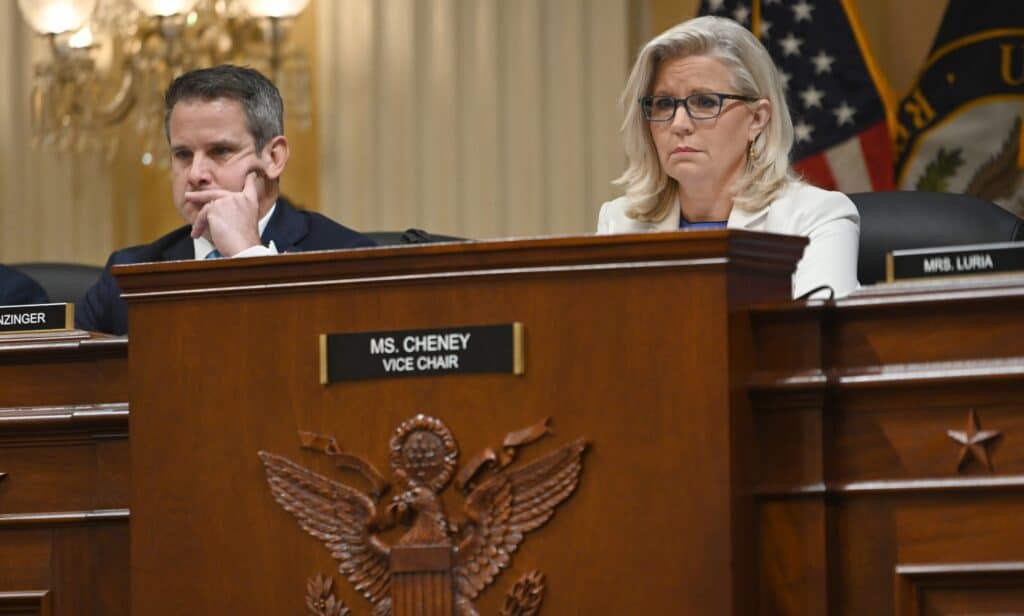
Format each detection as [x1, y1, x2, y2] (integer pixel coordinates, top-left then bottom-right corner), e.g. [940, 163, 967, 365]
[825, 136, 873, 193]
[794, 154, 838, 191]
[858, 121, 896, 190]
[701, 0, 895, 193]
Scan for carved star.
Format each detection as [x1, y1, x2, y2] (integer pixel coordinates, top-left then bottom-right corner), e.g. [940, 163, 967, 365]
[947, 409, 1001, 471]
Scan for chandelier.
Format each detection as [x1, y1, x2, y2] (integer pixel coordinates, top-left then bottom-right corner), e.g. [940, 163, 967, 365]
[16, 0, 312, 163]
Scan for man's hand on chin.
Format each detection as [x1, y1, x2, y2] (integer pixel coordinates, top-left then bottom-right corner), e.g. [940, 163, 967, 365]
[185, 171, 266, 256]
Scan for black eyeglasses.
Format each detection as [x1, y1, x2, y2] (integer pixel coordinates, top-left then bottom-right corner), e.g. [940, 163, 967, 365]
[639, 93, 760, 121]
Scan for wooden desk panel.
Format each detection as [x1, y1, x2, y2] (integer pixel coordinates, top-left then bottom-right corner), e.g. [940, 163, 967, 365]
[0, 337, 128, 408]
[116, 232, 803, 615]
[0, 336, 129, 616]
[751, 277, 1024, 616]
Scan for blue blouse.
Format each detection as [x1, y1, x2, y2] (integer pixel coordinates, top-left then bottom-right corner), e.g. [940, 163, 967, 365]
[678, 215, 728, 230]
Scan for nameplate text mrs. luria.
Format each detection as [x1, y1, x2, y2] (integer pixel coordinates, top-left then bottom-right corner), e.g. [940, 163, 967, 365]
[0, 303, 74, 334]
[887, 242, 1024, 282]
[319, 323, 524, 383]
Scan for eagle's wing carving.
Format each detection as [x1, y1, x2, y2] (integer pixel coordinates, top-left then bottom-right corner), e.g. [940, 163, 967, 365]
[453, 437, 587, 600]
[258, 451, 391, 606]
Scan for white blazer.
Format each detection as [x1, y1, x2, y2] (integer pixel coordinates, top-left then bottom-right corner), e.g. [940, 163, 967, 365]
[597, 181, 861, 299]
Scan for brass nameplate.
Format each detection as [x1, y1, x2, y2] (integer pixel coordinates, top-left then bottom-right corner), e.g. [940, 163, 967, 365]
[319, 323, 524, 384]
[0, 303, 74, 334]
[886, 241, 1024, 282]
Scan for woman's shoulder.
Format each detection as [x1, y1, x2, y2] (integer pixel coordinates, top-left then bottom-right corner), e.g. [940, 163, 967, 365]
[774, 181, 859, 222]
[597, 195, 638, 233]
[598, 195, 632, 218]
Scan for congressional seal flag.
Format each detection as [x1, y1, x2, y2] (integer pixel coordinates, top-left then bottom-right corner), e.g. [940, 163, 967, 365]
[699, 0, 896, 192]
[895, 1, 1024, 217]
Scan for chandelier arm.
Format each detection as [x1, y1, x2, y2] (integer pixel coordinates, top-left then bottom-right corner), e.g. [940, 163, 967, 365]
[269, 17, 282, 75]
[94, 68, 138, 126]
[22, 0, 313, 155]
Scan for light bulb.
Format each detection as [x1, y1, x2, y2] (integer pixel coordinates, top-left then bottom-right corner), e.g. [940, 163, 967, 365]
[130, 0, 200, 17]
[238, 0, 311, 18]
[67, 25, 94, 48]
[17, 0, 97, 35]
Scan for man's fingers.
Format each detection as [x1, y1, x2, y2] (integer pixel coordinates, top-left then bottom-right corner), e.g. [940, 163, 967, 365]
[243, 170, 262, 203]
[190, 207, 210, 239]
[184, 189, 232, 204]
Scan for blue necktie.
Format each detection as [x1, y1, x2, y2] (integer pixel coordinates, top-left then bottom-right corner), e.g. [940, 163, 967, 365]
[205, 249, 222, 259]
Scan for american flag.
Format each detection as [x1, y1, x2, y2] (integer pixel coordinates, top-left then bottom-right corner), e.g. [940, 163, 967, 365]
[699, 0, 895, 191]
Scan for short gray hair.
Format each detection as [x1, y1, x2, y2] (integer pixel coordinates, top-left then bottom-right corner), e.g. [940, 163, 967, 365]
[616, 16, 795, 221]
[164, 64, 284, 151]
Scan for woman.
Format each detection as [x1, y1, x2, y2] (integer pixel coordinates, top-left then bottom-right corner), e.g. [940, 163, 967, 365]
[598, 16, 859, 299]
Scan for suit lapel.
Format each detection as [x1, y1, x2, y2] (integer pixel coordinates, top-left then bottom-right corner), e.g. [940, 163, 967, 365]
[161, 227, 197, 261]
[728, 204, 771, 230]
[261, 198, 309, 253]
[653, 206, 679, 231]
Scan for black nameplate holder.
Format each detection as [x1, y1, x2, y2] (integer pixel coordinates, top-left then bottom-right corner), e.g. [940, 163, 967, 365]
[320, 323, 523, 383]
[887, 242, 1024, 282]
[0, 303, 74, 334]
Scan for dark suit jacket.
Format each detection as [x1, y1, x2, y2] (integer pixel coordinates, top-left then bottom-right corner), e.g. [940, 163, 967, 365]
[0, 265, 49, 306]
[76, 198, 375, 335]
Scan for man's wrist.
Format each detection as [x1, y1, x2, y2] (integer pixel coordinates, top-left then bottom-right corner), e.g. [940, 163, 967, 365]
[233, 242, 278, 258]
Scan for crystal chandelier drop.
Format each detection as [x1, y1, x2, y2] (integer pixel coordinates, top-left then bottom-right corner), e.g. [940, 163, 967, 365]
[17, 0, 312, 163]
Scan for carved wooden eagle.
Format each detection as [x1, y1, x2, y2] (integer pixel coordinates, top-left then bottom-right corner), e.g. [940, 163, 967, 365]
[258, 415, 587, 616]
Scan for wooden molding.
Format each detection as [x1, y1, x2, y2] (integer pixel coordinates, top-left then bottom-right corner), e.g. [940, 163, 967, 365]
[0, 403, 129, 446]
[750, 357, 1024, 393]
[0, 508, 129, 528]
[845, 275, 1024, 305]
[895, 561, 1024, 615]
[114, 231, 805, 298]
[748, 369, 828, 391]
[0, 403, 129, 428]
[0, 334, 126, 360]
[0, 590, 52, 615]
[122, 257, 735, 300]
[837, 359, 1024, 388]
[755, 476, 1024, 498]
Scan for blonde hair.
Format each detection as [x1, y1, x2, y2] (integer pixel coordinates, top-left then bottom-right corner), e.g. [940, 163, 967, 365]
[615, 15, 795, 221]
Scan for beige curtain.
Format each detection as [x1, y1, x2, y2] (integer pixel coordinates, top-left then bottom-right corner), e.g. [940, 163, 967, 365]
[0, 4, 137, 266]
[0, 0, 951, 264]
[317, 0, 631, 239]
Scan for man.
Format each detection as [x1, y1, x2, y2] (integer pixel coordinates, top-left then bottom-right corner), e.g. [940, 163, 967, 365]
[77, 65, 374, 335]
[0, 265, 48, 305]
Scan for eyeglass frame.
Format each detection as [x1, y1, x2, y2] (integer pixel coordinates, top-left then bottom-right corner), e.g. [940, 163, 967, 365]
[639, 93, 761, 122]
